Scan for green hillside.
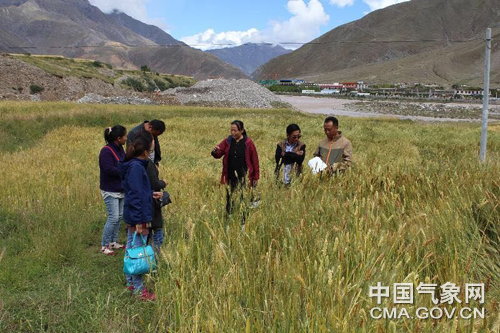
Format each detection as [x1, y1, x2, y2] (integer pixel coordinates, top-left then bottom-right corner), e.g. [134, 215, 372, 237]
[10, 54, 196, 90]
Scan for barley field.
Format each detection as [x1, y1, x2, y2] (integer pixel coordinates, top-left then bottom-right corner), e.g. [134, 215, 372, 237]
[0, 102, 499, 332]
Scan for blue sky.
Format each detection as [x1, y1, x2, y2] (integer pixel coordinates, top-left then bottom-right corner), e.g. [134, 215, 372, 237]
[89, 0, 410, 49]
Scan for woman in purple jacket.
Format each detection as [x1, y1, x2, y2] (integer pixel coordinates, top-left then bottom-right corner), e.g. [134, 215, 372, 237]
[99, 125, 127, 255]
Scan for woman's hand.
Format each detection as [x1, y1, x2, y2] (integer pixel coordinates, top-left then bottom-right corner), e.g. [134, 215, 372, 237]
[211, 145, 223, 158]
[153, 191, 162, 200]
[296, 150, 304, 156]
[136, 224, 143, 234]
[252, 179, 258, 187]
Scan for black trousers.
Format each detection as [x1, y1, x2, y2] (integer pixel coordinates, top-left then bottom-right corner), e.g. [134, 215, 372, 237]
[226, 175, 244, 211]
[226, 176, 252, 225]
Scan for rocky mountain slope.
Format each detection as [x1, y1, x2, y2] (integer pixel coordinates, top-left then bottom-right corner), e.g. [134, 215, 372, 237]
[0, 53, 194, 102]
[255, 0, 500, 86]
[301, 28, 500, 86]
[0, 0, 246, 79]
[108, 10, 185, 47]
[129, 46, 246, 80]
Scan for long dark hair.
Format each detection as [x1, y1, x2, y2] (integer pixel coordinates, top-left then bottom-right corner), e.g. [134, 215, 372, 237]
[231, 120, 247, 136]
[125, 132, 153, 162]
[104, 125, 126, 144]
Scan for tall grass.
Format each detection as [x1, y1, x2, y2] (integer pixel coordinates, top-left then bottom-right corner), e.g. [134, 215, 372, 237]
[0, 102, 499, 331]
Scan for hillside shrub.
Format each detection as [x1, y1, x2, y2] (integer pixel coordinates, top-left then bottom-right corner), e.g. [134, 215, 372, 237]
[179, 78, 192, 87]
[154, 78, 169, 91]
[123, 77, 144, 92]
[146, 81, 157, 92]
[29, 84, 44, 94]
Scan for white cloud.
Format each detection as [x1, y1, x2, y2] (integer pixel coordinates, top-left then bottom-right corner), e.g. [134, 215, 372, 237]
[180, 0, 330, 50]
[272, 0, 330, 45]
[88, 0, 169, 31]
[362, 0, 410, 11]
[181, 28, 263, 50]
[329, 0, 355, 7]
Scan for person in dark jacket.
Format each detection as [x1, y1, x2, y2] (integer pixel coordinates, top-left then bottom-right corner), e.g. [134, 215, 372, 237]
[99, 125, 127, 256]
[275, 124, 306, 185]
[211, 120, 259, 223]
[118, 133, 162, 301]
[126, 119, 165, 166]
[145, 140, 167, 252]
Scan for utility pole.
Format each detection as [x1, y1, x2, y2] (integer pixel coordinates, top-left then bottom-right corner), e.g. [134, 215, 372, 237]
[480, 28, 492, 162]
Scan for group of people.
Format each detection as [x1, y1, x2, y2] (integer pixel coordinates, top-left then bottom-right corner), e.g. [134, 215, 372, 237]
[98, 116, 352, 301]
[273, 116, 353, 184]
[99, 119, 166, 301]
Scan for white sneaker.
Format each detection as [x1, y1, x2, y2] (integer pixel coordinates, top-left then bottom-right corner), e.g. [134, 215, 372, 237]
[100, 246, 116, 256]
[110, 242, 125, 249]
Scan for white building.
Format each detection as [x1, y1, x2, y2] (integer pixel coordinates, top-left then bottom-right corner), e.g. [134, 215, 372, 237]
[320, 89, 340, 95]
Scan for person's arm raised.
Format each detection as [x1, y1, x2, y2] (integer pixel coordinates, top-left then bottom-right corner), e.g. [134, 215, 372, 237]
[211, 139, 227, 159]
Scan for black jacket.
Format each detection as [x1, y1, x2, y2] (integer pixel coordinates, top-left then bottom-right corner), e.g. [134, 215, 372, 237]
[275, 140, 306, 177]
[146, 160, 166, 229]
[127, 121, 162, 165]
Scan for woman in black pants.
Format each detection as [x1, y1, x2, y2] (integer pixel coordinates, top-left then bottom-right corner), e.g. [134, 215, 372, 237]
[211, 120, 260, 224]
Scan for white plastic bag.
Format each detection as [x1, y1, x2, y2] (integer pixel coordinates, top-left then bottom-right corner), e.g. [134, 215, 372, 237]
[308, 157, 327, 175]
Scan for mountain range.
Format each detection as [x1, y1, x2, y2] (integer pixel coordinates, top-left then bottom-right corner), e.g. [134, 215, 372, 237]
[0, 0, 246, 79]
[206, 43, 291, 76]
[255, 0, 500, 86]
[2, 0, 500, 85]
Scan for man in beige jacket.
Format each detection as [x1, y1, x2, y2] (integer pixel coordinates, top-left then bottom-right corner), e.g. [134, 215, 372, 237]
[313, 116, 352, 173]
